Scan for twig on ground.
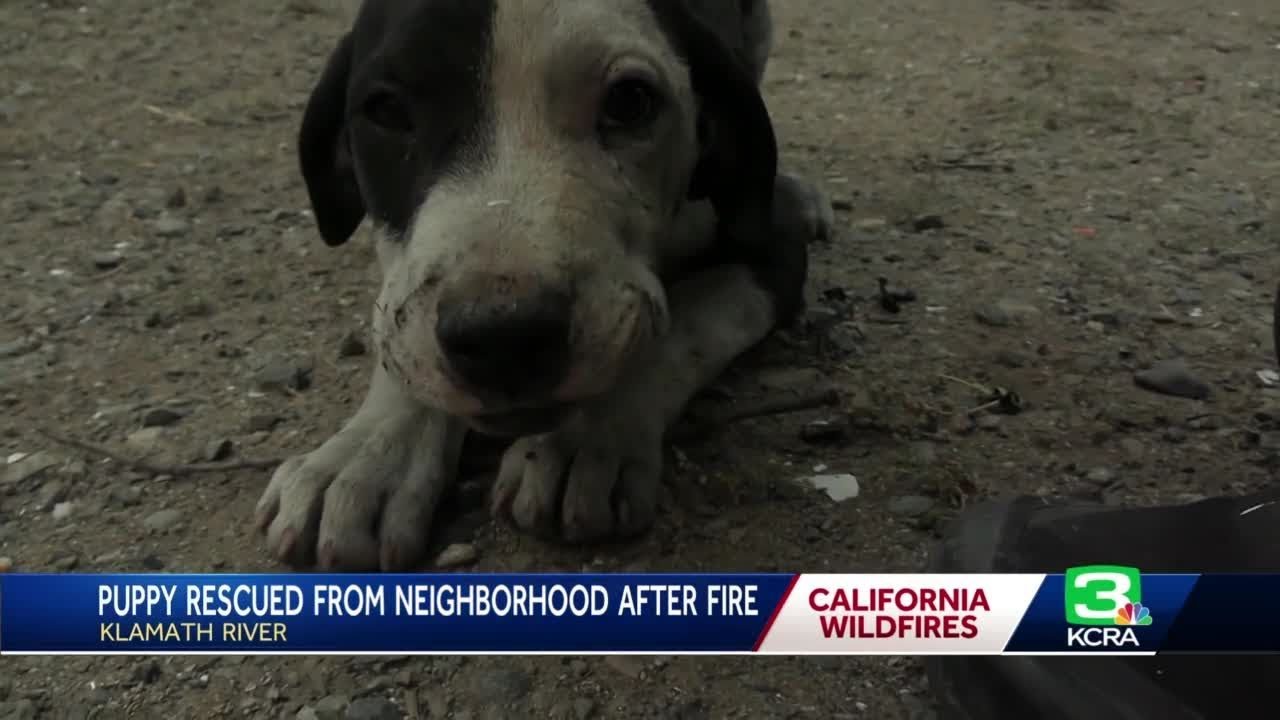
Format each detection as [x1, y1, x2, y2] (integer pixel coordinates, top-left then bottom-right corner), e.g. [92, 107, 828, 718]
[672, 389, 841, 443]
[144, 104, 204, 125]
[38, 429, 283, 477]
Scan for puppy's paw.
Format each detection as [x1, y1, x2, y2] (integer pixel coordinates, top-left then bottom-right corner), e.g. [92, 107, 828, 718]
[775, 172, 835, 244]
[491, 405, 663, 543]
[254, 409, 463, 571]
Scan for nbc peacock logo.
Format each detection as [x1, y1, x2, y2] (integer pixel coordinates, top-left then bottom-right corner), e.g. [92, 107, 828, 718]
[1114, 601, 1152, 626]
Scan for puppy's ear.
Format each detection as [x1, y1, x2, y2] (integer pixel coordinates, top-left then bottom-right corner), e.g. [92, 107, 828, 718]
[298, 33, 366, 247]
[658, 7, 776, 232]
[650, 2, 806, 319]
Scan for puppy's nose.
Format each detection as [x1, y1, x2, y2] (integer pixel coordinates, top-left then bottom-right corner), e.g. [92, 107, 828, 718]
[435, 290, 573, 397]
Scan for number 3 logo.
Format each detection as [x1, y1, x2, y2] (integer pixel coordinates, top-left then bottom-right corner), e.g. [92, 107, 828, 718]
[1064, 565, 1142, 626]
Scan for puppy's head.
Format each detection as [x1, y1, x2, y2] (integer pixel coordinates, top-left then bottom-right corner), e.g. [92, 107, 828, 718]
[298, 0, 777, 436]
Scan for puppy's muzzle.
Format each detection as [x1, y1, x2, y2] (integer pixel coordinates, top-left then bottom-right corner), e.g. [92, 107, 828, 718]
[435, 287, 573, 403]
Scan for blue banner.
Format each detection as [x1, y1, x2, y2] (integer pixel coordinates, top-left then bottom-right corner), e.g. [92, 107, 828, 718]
[4, 571, 1280, 654]
[0, 573, 794, 653]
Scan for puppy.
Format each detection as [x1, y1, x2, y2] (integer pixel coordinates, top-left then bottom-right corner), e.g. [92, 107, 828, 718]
[255, 0, 833, 570]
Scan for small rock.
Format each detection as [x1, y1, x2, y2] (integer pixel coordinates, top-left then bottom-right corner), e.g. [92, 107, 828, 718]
[345, 697, 402, 720]
[975, 299, 1039, 328]
[0, 557, 12, 573]
[126, 427, 164, 453]
[1134, 359, 1211, 400]
[469, 669, 532, 703]
[976, 414, 1002, 431]
[435, 543, 478, 568]
[1085, 468, 1114, 484]
[253, 357, 314, 393]
[53, 554, 79, 571]
[91, 251, 123, 269]
[799, 419, 847, 445]
[142, 407, 185, 428]
[604, 656, 647, 680]
[338, 331, 367, 358]
[142, 554, 166, 570]
[204, 438, 234, 462]
[143, 508, 183, 533]
[152, 216, 190, 238]
[297, 709, 320, 720]
[109, 484, 143, 507]
[52, 501, 75, 522]
[2, 451, 59, 485]
[888, 495, 934, 517]
[247, 414, 283, 433]
[1119, 438, 1146, 460]
[314, 695, 351, 720]
[799, 473, 860, 502]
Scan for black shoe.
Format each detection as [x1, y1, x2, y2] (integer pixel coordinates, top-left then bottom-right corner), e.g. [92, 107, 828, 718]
[925, 490, 1280, 720]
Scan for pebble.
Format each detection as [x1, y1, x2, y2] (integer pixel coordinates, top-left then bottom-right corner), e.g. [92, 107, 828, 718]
[604, 655, 647, 680]
[297, 709, 320, 720]
[800, 419, 847, 445]
[152, 216, 190, 238]
[253, 356, 314, 393]
[314, 695, 350, 720]
[126, 427, 164, 453]
[92, 251, 123, 269]
[2, 451, 58, 485]
[53, 554, 79, 571]
[345, 697, 402, 720]
[143, 508, 183, 533]
[51, 501, 75, 522]
[1134, 358, 1211, 400]
[435, 543, 478, 568]
[469, 669, 532, 703]
[888, 495, 935, 517]
[799, 473, 860, 502]
[974, 299, 1039, 328]
[1085, 467, 1114, 484]
[141, 407, 185, 428]
[108, 484, 143, 507]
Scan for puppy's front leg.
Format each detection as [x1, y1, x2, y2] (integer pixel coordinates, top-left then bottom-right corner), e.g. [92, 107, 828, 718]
[255, 364, 467, 570]
[491, 263, 778, 542]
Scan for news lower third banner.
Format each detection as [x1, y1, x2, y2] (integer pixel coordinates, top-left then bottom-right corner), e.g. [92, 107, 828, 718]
[0, 569, 1275, 654]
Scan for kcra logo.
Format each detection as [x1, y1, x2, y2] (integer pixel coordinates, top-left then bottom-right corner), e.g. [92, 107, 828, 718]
[1063, 565, 1153, 649]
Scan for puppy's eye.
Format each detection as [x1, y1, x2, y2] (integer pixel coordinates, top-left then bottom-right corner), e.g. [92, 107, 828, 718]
[600, 78, 660, 132]
[362, 92, 414, 134]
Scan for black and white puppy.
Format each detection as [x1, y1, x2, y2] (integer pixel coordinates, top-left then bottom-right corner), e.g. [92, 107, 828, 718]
[255, 0, 833, 570]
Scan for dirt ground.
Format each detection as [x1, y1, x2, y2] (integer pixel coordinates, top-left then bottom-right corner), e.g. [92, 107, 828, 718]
[2, 0, 1278, 717]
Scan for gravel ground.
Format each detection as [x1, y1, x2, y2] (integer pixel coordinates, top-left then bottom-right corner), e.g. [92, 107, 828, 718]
[2, 0, 1278, 717]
